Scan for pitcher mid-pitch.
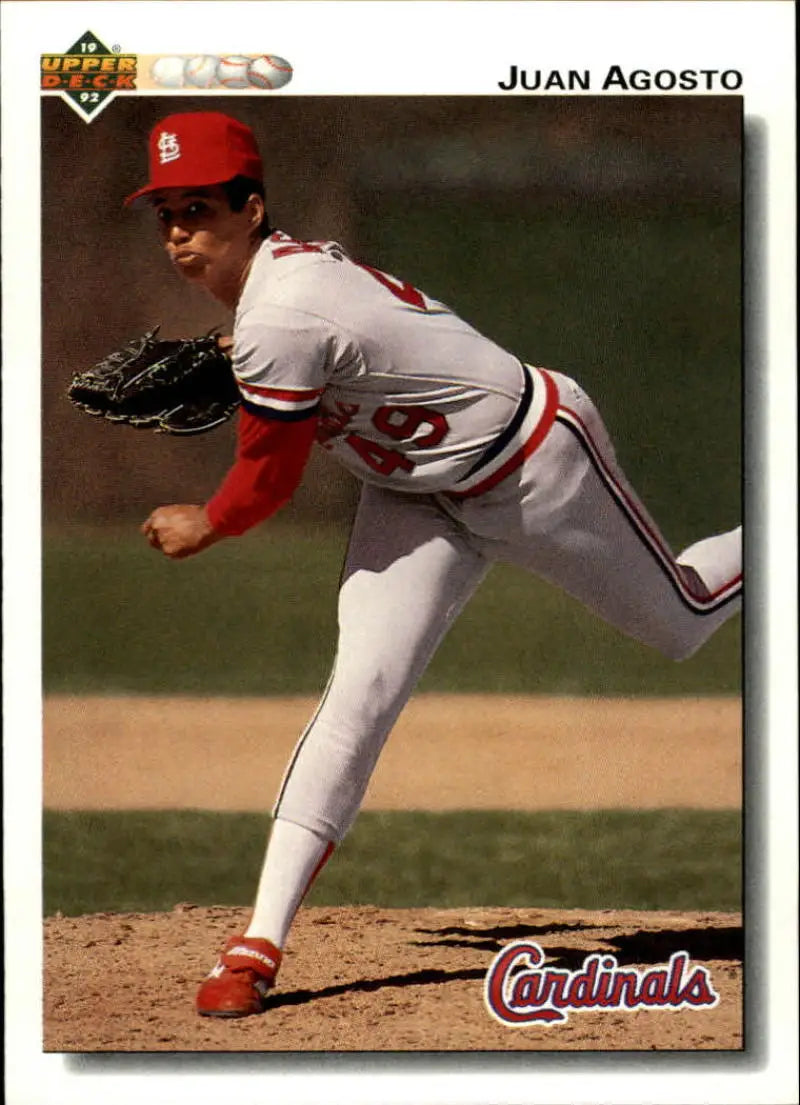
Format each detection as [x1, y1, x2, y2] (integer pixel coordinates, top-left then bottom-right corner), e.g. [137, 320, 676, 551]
[129, 111, 741, 1018]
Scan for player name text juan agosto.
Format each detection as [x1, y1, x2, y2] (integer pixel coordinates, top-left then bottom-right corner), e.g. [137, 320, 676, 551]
[498, 66, 744, 91]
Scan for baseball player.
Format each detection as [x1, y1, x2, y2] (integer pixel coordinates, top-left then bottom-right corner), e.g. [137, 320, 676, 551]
[130, 112, 742, 1018]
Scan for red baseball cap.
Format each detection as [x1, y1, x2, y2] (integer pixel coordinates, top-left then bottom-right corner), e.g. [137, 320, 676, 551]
[125, 112, 263, 207]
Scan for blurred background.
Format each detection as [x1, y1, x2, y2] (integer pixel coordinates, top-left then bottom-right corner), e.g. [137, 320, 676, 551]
[42, 95, 742, 695]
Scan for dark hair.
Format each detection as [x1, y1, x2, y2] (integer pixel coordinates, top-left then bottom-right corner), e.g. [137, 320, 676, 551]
[222, 175, 272, 238]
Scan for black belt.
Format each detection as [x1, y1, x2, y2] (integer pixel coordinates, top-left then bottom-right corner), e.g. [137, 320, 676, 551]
[455, 361, 534, 484]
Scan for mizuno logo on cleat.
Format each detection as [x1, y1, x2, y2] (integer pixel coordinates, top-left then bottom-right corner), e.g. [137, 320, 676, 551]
[207, 962, 226, 979]
[228, 945, 277, 971]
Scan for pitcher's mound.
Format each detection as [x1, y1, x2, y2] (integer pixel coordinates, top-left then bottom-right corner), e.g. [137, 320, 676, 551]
[44, 904, 742, 1052]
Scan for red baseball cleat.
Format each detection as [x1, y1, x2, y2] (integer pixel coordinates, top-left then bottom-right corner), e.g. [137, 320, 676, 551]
[196, 934, 282, 1018]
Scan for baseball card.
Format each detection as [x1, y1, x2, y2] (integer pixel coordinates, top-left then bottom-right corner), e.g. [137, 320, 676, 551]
[2, 2, 797, 1103]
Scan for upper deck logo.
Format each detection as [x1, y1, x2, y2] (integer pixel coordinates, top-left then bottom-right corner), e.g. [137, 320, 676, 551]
[41, 31, 137, 120]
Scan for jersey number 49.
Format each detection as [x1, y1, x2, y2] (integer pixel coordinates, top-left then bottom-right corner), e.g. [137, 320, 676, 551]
[346, 404, 449, 476]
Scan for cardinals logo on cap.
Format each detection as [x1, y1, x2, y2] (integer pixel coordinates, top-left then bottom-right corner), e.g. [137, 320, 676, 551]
[125, 112, 264, 207]
[157, 131, 181, 165]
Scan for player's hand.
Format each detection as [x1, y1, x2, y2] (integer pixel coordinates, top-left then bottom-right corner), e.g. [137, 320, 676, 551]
[141, 504, 222, 559]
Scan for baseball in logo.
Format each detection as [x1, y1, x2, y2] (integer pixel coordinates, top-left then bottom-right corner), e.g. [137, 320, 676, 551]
[484, 940, 719, 1026]
[149, 56, 187, 89]
[148, 53, 293, 90]
[247, 55, 293, 89]
[184, 55, 218, 88]
[216, 55, 252, 88]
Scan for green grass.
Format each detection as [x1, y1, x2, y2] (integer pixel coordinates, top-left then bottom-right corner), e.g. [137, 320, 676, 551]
[43, 809, 742, 917]
[358, 198, 741, 544]
[43, 527, 741, 696]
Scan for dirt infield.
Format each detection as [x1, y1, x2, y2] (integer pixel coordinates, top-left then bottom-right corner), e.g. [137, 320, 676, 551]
[43, 695, 742, 1052]
[44, 905, 742, 1052]
[44, 694, 741, 810]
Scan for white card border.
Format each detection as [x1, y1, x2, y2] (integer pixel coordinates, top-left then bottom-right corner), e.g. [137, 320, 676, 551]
[2, 2, 797, 1103]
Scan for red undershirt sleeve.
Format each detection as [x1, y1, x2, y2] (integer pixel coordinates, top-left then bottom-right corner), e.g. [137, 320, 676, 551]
[205, 407, 318, 536]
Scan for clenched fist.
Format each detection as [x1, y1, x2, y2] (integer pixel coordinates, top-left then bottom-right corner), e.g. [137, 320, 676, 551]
[141, 504, 222, 559]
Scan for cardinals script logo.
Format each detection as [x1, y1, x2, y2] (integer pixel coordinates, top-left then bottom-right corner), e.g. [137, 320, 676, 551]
[484, 940, 719, 1026]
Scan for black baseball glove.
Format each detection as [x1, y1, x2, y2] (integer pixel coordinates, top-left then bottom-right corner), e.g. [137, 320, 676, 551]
[67, 327, 241, 435]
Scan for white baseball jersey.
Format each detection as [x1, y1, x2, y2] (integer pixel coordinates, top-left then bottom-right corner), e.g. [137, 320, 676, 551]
[229, 233, 741, 850]
[220, 232, 741, 949]
[233, 231, 554, 494]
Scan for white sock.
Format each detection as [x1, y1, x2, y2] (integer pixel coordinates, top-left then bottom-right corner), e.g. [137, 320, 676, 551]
[677, 525, 742, 594]
[244, 817, 333, 948]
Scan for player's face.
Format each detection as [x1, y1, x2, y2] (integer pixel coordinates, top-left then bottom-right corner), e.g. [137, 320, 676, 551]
[151, 185, 263, 306]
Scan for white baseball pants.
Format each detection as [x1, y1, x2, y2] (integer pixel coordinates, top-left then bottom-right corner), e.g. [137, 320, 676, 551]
[274, 370, 741, 842]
